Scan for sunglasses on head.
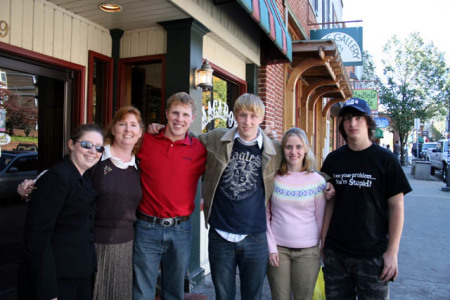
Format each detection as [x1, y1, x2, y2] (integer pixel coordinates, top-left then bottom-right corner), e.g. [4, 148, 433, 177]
[76, 141, 105, 153]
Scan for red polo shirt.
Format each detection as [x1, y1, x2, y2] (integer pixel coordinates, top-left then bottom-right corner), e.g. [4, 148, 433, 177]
[137, 131, 206, 218]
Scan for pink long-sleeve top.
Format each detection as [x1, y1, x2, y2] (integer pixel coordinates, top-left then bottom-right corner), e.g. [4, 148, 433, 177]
[266, 171, 326, 254]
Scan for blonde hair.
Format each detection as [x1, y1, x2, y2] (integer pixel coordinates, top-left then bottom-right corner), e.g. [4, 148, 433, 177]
[278, 127, 317, 175]
[104, 106, 143, 155]
[233, 93, 265, 118]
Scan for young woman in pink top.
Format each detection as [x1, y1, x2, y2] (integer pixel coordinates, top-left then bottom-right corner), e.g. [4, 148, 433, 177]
[266, 127, 329, 300]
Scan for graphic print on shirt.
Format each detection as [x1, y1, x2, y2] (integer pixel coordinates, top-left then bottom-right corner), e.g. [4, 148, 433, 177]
[220, 150, 262, 200]
[333, 172, 376, 188]
[273, 182, 326, 202]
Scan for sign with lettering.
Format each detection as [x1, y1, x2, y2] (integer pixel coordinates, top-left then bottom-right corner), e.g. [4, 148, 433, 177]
[310, 27, 363, 66]
[0, 133, 11, 145]
[353, 89, 378, 111]
[201, 99, 235, 130]
[374, 117, 389, 128]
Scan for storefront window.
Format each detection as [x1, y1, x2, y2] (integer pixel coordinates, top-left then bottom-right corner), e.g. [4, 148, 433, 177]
[202, 75, 241, 133]
[0, 62, 69, 202]
[0, 68, 39, 204]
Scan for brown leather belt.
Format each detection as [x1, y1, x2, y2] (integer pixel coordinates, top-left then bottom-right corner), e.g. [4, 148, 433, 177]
[136, 211, 190, 227]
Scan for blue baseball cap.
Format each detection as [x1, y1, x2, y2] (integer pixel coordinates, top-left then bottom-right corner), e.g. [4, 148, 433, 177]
[339, 98, 372, 116]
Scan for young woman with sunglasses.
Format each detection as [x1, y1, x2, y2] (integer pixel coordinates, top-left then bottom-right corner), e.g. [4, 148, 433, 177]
[19, 124, 104, 300]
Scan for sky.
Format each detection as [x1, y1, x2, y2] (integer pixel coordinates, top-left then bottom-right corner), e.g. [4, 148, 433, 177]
[343, 0, 450, 72]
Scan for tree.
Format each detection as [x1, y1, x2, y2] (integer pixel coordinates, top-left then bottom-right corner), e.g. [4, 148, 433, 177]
[361, 51, 380, 82]
[379, 32, 449, 165]
[2, 89, 38, 136]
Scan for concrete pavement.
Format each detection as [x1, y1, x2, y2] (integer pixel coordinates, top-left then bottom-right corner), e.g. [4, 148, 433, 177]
[389, 166, 450, 299]
[190, 166, 450, 299]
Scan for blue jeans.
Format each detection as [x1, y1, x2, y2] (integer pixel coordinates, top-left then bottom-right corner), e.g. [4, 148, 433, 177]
[208, 229, 268, 300]
[133, 218, 192, 300]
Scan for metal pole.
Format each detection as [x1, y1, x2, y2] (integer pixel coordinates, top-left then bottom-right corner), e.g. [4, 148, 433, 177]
[441, 99, 450, 192]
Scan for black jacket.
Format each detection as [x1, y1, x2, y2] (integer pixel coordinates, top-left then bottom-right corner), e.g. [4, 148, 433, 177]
[23, 156, 97, 300]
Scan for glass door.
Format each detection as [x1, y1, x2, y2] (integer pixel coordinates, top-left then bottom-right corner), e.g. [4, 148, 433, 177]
[0, 54, 72, 297]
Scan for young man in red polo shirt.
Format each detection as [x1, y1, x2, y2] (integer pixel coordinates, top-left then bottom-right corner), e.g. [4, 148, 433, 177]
[133, 92, 206, 300]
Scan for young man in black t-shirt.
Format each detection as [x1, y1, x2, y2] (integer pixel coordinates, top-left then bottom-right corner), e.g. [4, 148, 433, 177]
[321, 98, 412, 300]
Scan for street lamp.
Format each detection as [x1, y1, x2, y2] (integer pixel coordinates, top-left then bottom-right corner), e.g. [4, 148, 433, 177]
[195, 60, 214, 91]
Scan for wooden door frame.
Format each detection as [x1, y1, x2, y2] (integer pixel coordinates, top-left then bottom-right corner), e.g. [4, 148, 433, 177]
[118, 54, 166, 120]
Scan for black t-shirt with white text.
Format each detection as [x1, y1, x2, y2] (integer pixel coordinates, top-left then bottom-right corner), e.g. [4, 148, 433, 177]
[321, 143, 412, 258]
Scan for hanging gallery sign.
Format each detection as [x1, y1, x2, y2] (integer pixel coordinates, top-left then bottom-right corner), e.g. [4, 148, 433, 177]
[310, 27, 363, 66]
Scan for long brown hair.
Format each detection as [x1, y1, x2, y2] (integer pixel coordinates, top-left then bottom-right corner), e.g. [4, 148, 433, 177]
[104, 106, 143, 155]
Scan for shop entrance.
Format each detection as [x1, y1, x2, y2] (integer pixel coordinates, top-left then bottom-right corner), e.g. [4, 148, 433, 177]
[0, 55, 73, 201]
[119, 55, 165, 127]
[0, 52, 75, 298]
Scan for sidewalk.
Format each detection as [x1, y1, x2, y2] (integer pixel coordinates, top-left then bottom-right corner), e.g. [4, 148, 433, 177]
[186, 165, 450, 300]
[390, 166, 450, 299]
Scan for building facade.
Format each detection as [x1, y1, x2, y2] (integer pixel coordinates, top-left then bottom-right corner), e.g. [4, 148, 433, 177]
[0, 0, 354, 294]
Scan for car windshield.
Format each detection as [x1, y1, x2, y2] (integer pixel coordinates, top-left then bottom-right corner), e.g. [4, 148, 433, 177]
[423, 144, 437, 150]
[0, 155, 14, 171]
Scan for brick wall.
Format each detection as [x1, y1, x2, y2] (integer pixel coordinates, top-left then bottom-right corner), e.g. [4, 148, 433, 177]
[288, 0, 320, 36]
[258, 63, 285, 139]
[258, 0, 320, 139]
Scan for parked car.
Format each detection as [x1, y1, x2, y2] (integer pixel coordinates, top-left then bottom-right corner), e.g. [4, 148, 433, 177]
[420, 142, 437, 159]
[0, 151, 39, 205]
[15, 143, 38, 151]
[428, 139, 449, 182]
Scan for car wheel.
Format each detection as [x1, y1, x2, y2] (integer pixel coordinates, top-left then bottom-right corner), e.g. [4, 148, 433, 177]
[431, 167, 435, 175]
[442, 164, 448, 182]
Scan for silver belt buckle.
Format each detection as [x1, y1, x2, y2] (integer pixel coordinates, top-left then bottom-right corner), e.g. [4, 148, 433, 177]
[160, 218, 174, 227]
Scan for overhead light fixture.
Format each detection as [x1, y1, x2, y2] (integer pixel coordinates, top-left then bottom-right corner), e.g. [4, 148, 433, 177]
[195, 60, 214, 91]
[99, 3, 122, 13]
